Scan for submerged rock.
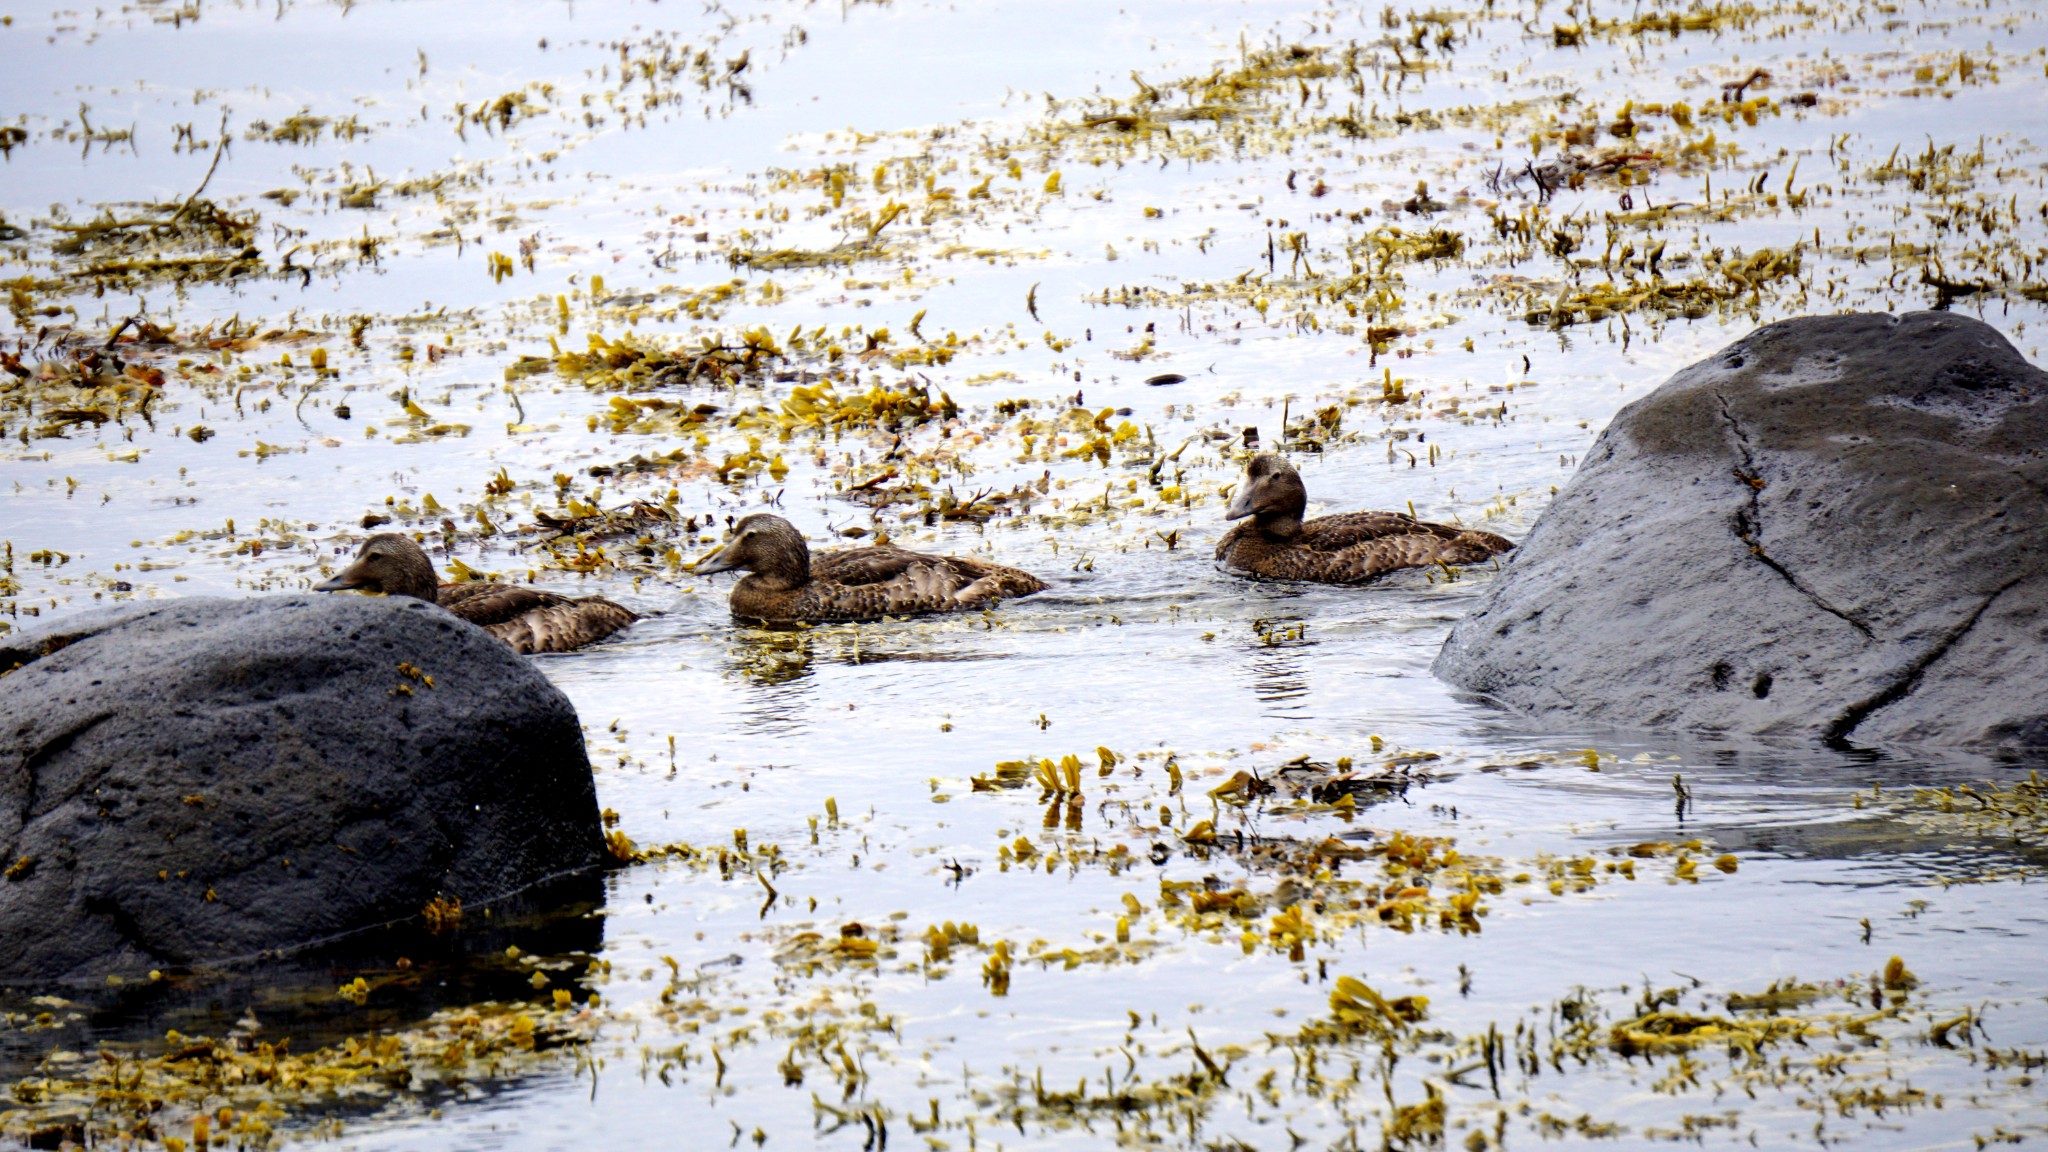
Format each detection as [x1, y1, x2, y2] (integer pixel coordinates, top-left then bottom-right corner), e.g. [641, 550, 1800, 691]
[1435, 311, 2048, 748]
[0, 595, 606, 984]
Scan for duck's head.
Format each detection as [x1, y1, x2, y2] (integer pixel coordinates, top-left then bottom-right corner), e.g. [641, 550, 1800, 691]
[314, 533, 440, 601]
[1224, 453, 1308, 535]
[695, 513, 811, 589]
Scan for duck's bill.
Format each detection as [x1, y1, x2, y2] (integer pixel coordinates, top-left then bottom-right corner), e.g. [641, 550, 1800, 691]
[692, 541, 742, 575]
[313, 564, 367, 592]
[1223, 483, 1255, 521]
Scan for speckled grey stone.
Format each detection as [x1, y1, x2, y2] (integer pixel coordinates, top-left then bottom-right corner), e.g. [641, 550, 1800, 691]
[1435, 311, 2048, 748]
[0, 595, 605, 984]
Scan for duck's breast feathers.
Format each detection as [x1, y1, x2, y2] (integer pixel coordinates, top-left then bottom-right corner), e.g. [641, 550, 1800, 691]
[483, 597, 638, 654]
[794, 545, 1044, 621]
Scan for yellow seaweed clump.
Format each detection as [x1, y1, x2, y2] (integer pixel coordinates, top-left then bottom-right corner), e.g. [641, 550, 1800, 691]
[1607, 1009, 1819, 1058]
[753, 378, 958, 434]
[1610, 963, 1912, 1060]
[539, 327, 781, 391]
[1883, 773, 2048, 851]
[1305, 975, 1429, 1043]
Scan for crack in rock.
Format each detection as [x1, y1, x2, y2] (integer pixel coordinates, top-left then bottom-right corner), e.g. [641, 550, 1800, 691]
[1714, 392, 1876, 640]
[1824, 575, 2026, 748]
[17, 712, 115, 830]
[8, 712, 116, 879]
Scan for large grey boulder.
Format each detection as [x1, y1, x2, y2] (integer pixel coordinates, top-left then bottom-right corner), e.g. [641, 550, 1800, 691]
[0, 595, 606, 984]
[1435, 311, 2048, 748]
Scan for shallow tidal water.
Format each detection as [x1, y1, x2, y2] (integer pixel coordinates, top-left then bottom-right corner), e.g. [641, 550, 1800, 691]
[5, 0, 2048, 1148]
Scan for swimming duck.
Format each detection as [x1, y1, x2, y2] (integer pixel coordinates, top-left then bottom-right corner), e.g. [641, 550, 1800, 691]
[694, 513, 1046, 624]
[314, 533, 637, 654]
[1216, 453, 1513, 583]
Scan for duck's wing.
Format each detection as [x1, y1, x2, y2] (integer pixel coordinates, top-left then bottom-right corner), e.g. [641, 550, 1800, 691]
[438, 582, 572, 628]
[808, 547, 1046, 619]
[938, 554, 1048, 605]
[1297, 513, 1515, 580]
[483, 598, 638, 654]
[1297, 511, 1432, 551]
[811, 547, 937, 587]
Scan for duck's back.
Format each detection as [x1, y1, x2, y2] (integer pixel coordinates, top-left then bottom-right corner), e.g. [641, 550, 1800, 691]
[437, 582, 637, 653]
[1217, 511, 1512, 584]
[733, 546, 1045, 623]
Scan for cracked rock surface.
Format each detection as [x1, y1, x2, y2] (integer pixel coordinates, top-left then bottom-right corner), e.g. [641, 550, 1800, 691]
[1435, 311, 2048, 748]
[0, 595, 605, 984]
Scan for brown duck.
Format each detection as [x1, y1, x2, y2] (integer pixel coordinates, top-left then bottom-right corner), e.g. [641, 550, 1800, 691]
[1216, 454, 1513, 583]
[314, 533, 637, 653]
[694, 513, 1046, 624]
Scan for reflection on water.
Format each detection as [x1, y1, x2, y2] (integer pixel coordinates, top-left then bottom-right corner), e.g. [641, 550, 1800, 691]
[726, 626, 818, 681]
[1243, 613, 1314, 718]
[722, 621, 1030, 734]
[0, 870, 606, 1080]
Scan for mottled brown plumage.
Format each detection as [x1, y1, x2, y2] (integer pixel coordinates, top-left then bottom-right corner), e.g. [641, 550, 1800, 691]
[315, 533, 636, 654]
[1216, 454, 1513, 583]
[695, 513, 1046, 624]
